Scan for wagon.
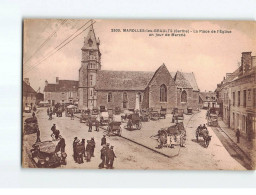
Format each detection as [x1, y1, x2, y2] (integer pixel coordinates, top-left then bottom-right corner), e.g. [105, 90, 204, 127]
[155, 122, 186, 148]
[140, 109, 150, 122]
[159, 107, 167, 119]
[31, 140, 67, 168]
[121, 110, 134, 122]
[150, 111, 160, 120]
[172, 108, 184, 123]
[80, 110, 90, 123]
[196, 127, 212, 148]
[207, 114, 218, 127]
[107, 121, 122, 136]
[100, 111, 110, 125]
[24, 117, 38, 135]
[187, 107, 193, 115]
[126, 113, 142, 130]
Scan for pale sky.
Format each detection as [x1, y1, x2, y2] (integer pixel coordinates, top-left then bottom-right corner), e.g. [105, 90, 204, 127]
[23, 19, 256, 92]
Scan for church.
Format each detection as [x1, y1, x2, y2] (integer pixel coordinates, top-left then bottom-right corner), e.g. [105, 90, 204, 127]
[78, 25, 200, 113]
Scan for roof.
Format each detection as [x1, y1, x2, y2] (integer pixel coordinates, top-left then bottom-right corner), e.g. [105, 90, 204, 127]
[174, 71, 193, 89]
[199, 92, 217, 101]
[81, 24, 99, 51]
[44, 80, 78, 92]
[23, 81, 36, 94]
[182, 72, 199, 91]
[95, 70, 154, 91]
[171, 71, 199, 91]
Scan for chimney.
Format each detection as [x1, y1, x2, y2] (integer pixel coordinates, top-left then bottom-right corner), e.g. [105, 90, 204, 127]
[241, 52, 252, 72]
[24, 78, 30, 86]
[45, 80, 48, 86]
[56, 77, 59, 84]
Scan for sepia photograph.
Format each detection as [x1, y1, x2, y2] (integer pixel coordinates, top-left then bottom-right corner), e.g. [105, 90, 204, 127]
[22, 19, 256, 170]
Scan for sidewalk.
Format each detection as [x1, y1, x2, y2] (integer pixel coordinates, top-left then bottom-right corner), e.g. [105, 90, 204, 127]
[218, 119, 254, 162]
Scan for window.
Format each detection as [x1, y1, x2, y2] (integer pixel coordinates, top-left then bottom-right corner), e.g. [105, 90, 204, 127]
[90, 89, 93, 96]
[160, 84, 167, 102]
[90, 75, 93, 86]
[233, 92, 235, 106]
[238, 91, 240, 106]
[108, 92, 112, 102]
[181, 90, 187, 103]
[243, 90, 246, 107]
[248, 89, 251, 101]
[123, 92, 128, 102]
[138, 92, 142, 102]
[123, 102, 127, 109]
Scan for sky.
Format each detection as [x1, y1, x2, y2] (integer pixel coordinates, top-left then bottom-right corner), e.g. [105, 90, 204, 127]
[23, 19, 256, 92]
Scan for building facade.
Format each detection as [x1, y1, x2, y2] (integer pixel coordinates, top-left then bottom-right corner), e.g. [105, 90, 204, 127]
[199, 91, 218, 109]
[78, 25, 200, 113]
[44, 77, 79, 106]
[216, 52, 256, 140]
[23, 78, 37, 110]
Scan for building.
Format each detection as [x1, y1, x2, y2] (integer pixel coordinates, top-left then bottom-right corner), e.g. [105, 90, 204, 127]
[216, 52, 256, 140]
[78, 25, 200, 113]
[199, 91, 218, 109]
[44, 77, 79, 106]
[23, 78, 37, 110]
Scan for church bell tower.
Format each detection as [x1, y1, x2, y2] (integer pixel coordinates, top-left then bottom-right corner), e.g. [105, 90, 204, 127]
[78, 24, 101, 110]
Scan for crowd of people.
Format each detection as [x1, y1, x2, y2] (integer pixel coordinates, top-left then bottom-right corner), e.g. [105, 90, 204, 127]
[72, 135, 117, 169]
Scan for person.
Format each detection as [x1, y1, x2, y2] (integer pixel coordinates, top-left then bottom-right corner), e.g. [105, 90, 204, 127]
[36, 128, 41, 143]
[32, 111, 35, 118]
[95, 120, 100, 132]
[99, 145, 107, 169]
[85, 140, 92, 162]
[73, 137, 79, 162]
[70, 109, 74, 120]
[106, 146, 116, 169]
[105, 143, 110, 166]
[47, 108, 49, 116]
[101, 135, 106, 146]
[203, 124, 207, 130]
[90, 138, 95, 157]
[180, 131, 186, 147]
[54, 129, 60, 140]
[51, 124, 56, 132]
[49, 110, 53, 120]
[236, 129, 241, 143]
[81, 139, 86, 158]
[88, 119, 92, 132]
[166, 134, 171, 148]
[59, 136, 66, 153]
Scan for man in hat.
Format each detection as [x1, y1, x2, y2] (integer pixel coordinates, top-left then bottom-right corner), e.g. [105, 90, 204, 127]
[95, 120, 100, 132]
[236, 128, 241, 143]
[107, 146, 116, 169]
[101, 135, 106, 146]
[32, 111, 35, 118]
[36, 128, 41, 143]
[73, 137, 79, 162]
[88, 119, 92, 132]
[59, 136, 66, 153]
[90, 138, 96, 157]
[105, 143, 110, 166]
[99, 145, 107, 169]
[85, 140, 92, 162]
[81, 139, 86, 158]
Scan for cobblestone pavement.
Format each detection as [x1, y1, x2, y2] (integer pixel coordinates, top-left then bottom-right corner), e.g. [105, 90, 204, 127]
[22, 108, 245, 170]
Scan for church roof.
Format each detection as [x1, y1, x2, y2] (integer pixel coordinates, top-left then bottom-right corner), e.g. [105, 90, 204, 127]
[44, 80, 78, 92]
[174, 71, 193, 89]
[171, 71, 199, 91]
[95, 70, 154, 91]
[81, 24, 99, 51]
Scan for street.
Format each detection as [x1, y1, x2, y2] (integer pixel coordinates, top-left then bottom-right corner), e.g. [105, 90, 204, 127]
[22, 109, 245, 170]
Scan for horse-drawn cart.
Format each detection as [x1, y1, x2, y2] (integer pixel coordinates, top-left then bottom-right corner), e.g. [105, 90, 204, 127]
[107, 121, 122, 136]
[126, 113, 142, 130]
[172, 108, 184, 123]
[196, 127, 212, 148]
[80, 110, 90, 123]
[159, 107, 167, 119]
[140, 109, 150, 122]
[100, 111, 110, 125]
[207, 114, 218, 127]
[150, 111, 160, 120]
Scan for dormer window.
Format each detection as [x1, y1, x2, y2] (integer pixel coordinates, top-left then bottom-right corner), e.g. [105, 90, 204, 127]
[88, 38, 93, 47]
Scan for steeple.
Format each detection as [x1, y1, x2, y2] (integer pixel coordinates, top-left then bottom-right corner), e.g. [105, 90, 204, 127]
[82, 24, 99, 51]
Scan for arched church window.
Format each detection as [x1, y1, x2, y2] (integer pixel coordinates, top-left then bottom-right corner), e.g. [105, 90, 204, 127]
[160, 84, 167, 102]
[181, 90, 187, 103]
[108, 92, 112, 102]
